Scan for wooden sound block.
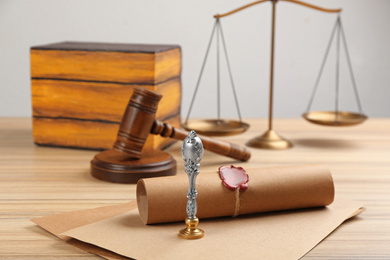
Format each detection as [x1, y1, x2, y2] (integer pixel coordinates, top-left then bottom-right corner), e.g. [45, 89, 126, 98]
[91, 149, 176, 184]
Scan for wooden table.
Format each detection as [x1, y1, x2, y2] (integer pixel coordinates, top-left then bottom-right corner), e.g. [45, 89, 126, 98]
[1, 118, 389, 259]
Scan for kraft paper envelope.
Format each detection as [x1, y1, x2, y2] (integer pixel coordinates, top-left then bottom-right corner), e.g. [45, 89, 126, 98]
[52, 199, 363, 260]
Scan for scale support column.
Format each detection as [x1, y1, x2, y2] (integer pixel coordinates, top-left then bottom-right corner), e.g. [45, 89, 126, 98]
[246, 0, 293, 150]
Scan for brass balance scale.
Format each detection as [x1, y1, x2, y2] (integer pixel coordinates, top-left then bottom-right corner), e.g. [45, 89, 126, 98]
[183, 0, 367, 149]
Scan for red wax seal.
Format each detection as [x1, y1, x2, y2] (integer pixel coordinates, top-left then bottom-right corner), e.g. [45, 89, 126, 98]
[219, 165, 249, 192]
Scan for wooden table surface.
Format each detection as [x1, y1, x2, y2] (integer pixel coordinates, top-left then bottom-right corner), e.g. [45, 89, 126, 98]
[1, 117, 389, 259]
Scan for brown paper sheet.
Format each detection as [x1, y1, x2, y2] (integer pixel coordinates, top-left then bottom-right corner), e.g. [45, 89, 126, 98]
[60, 199, 364, 260]
[32, 202, 137, 260]
[137, 164, 335, 224]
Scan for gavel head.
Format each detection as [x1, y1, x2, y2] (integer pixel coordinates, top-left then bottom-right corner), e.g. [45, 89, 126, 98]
[113, 87, 162, 159]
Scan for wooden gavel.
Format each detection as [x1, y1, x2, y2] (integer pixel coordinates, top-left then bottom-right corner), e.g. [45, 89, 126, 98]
[91, 87, 250, 183]
[113, 87, 251, 161]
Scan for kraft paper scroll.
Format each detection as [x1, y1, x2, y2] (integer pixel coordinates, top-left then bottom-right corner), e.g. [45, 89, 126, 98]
[137, 164, 335, 224]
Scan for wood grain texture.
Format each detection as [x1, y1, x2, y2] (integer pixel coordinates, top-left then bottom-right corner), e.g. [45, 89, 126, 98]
[1, 118, 390, 259]
[32, 115, 180, 151]
[31, 43, 182, 150]
[31, 77, 181, 121]
[31, 46, 181, 85]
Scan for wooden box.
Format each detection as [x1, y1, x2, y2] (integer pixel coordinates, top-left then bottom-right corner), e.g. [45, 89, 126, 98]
[31, 41, 181, 151]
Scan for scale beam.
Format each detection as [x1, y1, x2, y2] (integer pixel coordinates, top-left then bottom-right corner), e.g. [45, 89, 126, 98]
[214, 0, 341, 19]
[214, 0, 268, 19]
[282, 0, 341, 13]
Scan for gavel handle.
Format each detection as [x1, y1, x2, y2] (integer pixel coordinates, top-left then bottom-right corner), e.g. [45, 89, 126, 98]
[151, 120, 251, 162]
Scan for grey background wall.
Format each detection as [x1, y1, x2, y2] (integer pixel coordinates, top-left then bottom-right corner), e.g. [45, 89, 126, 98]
[1, 0, 389, 119]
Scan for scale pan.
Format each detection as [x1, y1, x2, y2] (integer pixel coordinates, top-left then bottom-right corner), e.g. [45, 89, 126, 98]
[182, 119, 249, 136]
[302, 111, 367, 126]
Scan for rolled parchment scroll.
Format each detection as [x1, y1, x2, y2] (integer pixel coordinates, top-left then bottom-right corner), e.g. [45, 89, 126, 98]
[136, 164, 334, 224]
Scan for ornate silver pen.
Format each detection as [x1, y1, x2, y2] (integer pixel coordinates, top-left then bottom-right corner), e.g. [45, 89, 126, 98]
[179, 130, 204, 239]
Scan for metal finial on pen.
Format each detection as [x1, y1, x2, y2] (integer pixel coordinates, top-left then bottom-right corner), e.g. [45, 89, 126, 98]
[179, 130, 204, 239]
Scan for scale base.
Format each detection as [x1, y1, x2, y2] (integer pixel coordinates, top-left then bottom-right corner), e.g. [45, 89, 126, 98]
[246, 130, 293, 150]
[91, 149, 176, 184]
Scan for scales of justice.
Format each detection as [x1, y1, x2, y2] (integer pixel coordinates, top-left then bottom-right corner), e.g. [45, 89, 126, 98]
[183, 0, 367, 150]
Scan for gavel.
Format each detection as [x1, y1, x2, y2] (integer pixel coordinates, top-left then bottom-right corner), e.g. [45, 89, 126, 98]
[91, 87, 250, 183]
[114, 87, 251, 161]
